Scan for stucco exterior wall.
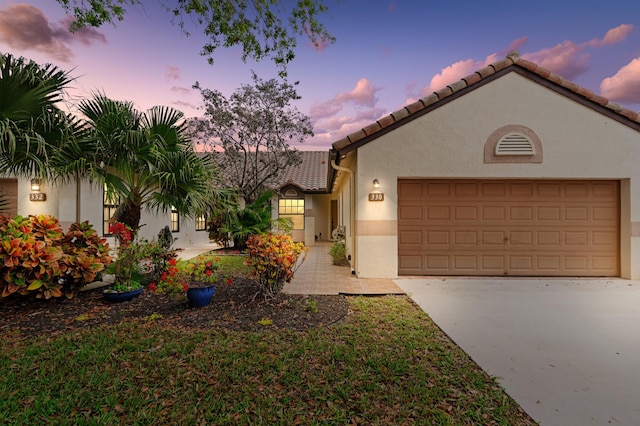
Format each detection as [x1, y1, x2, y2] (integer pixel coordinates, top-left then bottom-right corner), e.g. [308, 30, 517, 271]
[13, 178, 212, 250]
[352, 73, 640, 278]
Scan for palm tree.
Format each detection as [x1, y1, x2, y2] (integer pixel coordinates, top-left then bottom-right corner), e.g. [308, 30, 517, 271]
[71, 94, 214, 233]
[0, 53, 80, 178]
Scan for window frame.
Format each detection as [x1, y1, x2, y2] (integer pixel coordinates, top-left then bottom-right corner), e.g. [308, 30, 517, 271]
[278, 197, 305, 230]
[171, 206, 180, 233]
[103, 185, 120, 235]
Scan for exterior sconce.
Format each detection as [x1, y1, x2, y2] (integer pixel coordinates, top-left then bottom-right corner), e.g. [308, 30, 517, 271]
[29, 178, 46, 201]
[373, 178, 380, 189]
[30, 178, 41, 192]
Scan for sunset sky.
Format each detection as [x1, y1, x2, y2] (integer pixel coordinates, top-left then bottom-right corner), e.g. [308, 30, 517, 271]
[2, 0, 640, 150]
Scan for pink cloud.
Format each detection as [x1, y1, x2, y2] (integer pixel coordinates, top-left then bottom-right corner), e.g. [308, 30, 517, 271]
[308, 77, 385, 142]
[414, 24, 632, 103]
[503, 36, 528, 54]
[165, 65, 180, 81]
[522, 41, 590, 79]
[419, 54, 499, 96]
[310, 77, 382, 120]
[0, 4, 105, 62]
[336, 78, 380, 106]
[589, 24, 634, 47]
[600, 57, 640, 104]
[170, 86, 192, 95]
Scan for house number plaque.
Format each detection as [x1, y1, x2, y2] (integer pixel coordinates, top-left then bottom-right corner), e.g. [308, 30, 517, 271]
[29, 193, 47, 202]
[368, 193, 384, 202]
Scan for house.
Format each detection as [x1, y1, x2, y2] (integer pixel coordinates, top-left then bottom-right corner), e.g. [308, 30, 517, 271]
[0, 151, 337, 251]
[329, 51, 640, 279]
[0, 176, 213, 249]
[6, 50, 640, 280]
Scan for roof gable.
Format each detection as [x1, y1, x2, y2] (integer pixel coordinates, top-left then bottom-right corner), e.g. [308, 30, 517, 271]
[332, 51, 640, 156]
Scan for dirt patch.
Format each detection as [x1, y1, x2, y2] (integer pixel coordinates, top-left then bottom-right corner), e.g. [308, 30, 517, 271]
[0, 277, 350, 340]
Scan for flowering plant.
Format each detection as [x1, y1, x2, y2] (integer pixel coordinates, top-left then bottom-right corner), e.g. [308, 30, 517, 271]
[153, 254, 230, 295]
[105, 220, 153, 292]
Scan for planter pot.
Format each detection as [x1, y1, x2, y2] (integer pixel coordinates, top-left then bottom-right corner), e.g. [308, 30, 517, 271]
[186, 286, 215, 308]
[103, 287, 143, 303]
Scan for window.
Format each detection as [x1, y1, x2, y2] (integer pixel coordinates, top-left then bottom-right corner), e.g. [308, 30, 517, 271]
[195, 214, 207, 231]
[103, 185, 120, 235]
[171, 206, 180, 232]
[279, 198, 304, 230]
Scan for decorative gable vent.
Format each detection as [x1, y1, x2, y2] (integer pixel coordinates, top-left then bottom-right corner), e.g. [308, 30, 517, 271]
[495, 133, 535, 156]
[284, 188, 299, 198]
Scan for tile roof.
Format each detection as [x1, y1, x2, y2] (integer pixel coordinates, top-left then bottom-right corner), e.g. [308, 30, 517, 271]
[332, 51, 640, 155]
[278, 150, 330, 193]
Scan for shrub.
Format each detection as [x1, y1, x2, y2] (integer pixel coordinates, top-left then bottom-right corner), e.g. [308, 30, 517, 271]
[329, 241, 349, 266]
[0, 215, 111, 299]
[59, 221, 113, 295]
[246, 233, 307, 298]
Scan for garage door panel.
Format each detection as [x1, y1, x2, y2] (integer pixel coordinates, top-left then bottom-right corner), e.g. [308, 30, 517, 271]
[537, 256, 561, 271]
[482, 206, 506, 220]
[398, 205, 423, 221]
[398, 179, 619, 276]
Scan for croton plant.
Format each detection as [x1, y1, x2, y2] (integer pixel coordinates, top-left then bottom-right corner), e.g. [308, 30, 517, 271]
[0, 215, 112, 299]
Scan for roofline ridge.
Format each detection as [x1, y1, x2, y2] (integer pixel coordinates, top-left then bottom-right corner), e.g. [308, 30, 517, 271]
[331, 51, 640, 154]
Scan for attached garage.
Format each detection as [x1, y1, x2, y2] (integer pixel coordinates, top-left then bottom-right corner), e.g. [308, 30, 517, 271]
[398, 179, 619, 277]
[330, 52, 640, 279]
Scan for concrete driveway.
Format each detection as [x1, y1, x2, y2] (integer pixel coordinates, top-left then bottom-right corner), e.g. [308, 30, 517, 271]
[394, 278, 640, 426]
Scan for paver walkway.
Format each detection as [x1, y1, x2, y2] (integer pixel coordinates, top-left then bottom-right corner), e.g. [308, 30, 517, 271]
[283, 242, 404, 295]
[87, 241, 403, 295]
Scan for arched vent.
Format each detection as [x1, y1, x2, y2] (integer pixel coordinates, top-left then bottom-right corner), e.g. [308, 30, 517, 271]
[284, 188, 299, 197]
[495, 133, 535, 156]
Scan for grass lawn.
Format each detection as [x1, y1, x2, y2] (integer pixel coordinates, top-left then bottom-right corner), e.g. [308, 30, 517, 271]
[0, 295, 536, 425]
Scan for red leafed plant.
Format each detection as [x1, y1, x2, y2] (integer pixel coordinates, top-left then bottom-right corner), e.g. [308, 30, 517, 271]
[0, 215, 111, 299]
[59, 221, 112, 295]
[246, 232, 307, 299]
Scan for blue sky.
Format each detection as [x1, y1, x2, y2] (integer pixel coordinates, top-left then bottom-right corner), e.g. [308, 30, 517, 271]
[2, 0, 640, 150]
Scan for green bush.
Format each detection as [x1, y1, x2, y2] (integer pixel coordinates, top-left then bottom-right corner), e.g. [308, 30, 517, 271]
[329, 241, 349, 266]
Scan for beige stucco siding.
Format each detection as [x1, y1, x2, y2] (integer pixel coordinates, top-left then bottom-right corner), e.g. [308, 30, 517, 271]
[353, 73, 640, 278]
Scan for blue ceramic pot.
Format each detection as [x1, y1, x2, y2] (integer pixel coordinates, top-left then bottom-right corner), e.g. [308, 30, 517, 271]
[103, 287, 143, 303]
[186, 286, 215, 308]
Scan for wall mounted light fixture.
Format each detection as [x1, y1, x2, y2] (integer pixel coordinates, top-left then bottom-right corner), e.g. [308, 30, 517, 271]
[30, 178, 41, 192]
[373, 178, 380, 189]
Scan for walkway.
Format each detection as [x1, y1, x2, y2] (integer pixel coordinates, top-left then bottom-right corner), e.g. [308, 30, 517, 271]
[87, 241, 403, 295]
[283, 242, 404, 295]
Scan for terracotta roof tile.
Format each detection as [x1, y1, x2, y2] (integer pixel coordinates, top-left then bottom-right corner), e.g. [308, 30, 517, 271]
[363, 122, 382, 136]
[332, 50, 640, 155]
[575, 86, 594, 98]
[476, 66, 495, 79]
[560, 80, 580, 92]
[448, 79, 468, 93]
[279, 151, 329, 192]
[434, 86, 453, 100]
[588, 95, 606, 107]
[391, 107, 410, 121]
[405, 100, 425, 114]
[462, 72, 482, 86]
[377, 114, 396, 128]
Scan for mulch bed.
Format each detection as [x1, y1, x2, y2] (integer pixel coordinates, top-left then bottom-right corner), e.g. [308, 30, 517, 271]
[0, 277, 351, 340]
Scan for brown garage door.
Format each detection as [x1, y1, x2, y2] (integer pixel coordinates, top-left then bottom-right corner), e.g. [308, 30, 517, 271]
[398, 179, 619, 276]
